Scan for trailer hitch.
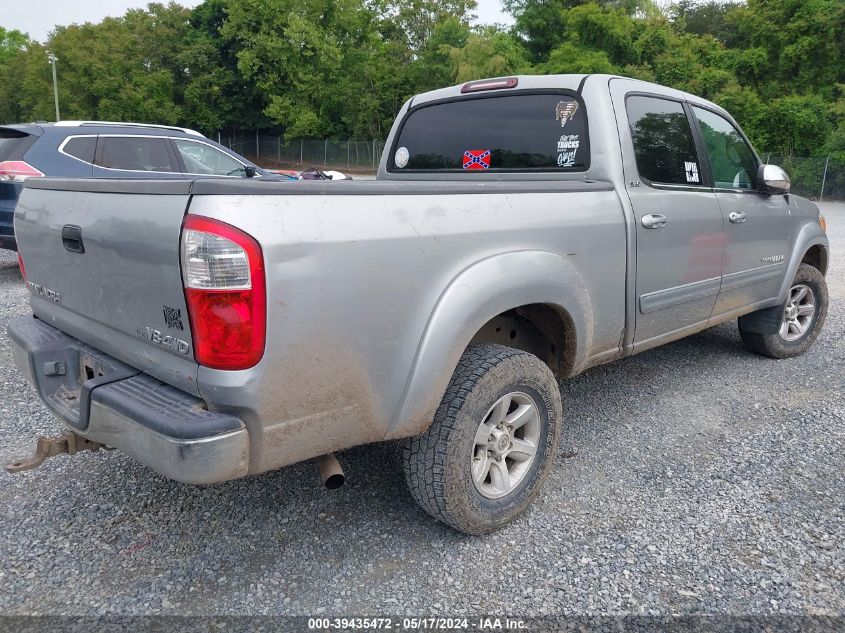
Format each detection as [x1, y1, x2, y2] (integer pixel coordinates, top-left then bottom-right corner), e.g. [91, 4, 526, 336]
[5, 431, 106, 474]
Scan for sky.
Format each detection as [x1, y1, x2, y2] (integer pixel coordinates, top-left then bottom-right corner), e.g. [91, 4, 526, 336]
[5, 0, 514, 43]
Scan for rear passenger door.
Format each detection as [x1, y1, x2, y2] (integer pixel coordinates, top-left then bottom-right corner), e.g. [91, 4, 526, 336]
[610, 80, 725, 349]
[92, 135, 182, 178]
[689, 106, 790, 316]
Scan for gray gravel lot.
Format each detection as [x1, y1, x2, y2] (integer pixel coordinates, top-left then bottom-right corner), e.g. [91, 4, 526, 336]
[0, 204, 842, 619]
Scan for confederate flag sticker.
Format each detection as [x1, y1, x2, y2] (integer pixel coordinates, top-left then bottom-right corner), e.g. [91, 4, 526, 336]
[462, 149, 491, 170]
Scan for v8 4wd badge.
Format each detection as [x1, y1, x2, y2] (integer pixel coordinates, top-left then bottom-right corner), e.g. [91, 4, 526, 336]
[137, 326, 190, 355]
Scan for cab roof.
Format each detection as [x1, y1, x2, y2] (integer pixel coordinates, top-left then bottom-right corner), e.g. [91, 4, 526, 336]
[410, 73, 728, 118]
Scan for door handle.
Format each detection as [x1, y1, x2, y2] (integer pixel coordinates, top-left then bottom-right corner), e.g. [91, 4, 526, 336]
[61, 225, 85, 254]
[728, 211, 747, 224]
[641, 214, 668, 229]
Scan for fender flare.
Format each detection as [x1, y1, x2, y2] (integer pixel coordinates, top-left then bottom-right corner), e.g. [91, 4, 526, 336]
[777, 224, 829, 302]
[739, 225, 828, 335]
[385, 250, 592, 439]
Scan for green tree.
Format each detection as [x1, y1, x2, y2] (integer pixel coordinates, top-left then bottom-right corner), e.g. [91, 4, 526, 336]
[409, 17, 471, 92]
[505, 0, 660, 61]
[504, 0, 570, 61]
[378, 0, 476, 52]
[765, 94, 832, 157]
[449, 27, 529, 82]
[544, 42, 618, 74]
[712, 83, 769, 150]
[668, 0, 737, 42]
[223, 0, 401, 138]
[0, 27, 28, 64]
[180, 0, 268, 133]
[727, 0, 845, 97]
[3, 4, 193, 124]
[0, 30, 30, 122]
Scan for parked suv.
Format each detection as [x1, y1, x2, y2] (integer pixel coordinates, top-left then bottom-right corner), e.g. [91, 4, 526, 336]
[0, 121, 285, 251]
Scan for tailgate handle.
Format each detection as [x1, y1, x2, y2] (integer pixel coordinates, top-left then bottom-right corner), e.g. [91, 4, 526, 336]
[61, 225, 85, 254]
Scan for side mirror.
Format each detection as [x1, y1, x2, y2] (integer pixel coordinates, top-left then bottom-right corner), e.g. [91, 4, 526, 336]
[757, 164, 790, 195]
[244, 165, 257, 178]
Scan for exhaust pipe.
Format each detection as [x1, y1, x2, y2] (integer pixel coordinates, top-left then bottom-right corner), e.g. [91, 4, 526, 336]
[317, 453, 345, 489]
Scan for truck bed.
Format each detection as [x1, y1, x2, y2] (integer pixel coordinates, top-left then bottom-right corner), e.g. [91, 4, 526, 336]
[17, 175, 626, 474]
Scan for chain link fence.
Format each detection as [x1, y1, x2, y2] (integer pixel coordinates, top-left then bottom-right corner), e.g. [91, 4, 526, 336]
[764, 155, 844, 202]
[216, 132, 845, 194]
[218, 131, 385, 173]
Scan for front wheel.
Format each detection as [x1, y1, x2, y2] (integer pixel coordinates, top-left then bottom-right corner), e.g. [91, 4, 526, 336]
[739, 263, 828, 359]
[401, 344, 562, 535]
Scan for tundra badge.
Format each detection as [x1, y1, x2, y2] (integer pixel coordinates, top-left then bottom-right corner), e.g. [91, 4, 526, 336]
[25, 281, 61, 304]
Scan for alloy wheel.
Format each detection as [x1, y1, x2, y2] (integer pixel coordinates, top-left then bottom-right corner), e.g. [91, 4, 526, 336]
[471, 392, 541, 499]
[779, 283, 816, 342]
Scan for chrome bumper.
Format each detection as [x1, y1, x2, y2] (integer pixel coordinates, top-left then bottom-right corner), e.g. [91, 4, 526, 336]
[85, 399, 249, 484]
[8, 316, 250, 484]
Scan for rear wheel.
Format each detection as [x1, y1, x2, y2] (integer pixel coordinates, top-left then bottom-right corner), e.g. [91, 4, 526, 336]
[401, 344, 562, 535]
[739, 263, 828, 359]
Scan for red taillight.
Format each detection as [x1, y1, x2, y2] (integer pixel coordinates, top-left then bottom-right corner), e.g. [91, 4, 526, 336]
[181, 215, 265, 370]
[17, 253, 26, 280]
[0, 161, 44, 181]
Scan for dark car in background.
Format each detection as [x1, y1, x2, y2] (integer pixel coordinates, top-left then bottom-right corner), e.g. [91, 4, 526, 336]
[0, 121, 290, 251]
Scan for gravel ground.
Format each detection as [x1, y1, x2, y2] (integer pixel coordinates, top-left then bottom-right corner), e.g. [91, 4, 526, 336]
[0, 204, 842, 620]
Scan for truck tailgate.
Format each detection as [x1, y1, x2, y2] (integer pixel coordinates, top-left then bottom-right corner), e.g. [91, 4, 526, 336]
[14, 179, 200, 395]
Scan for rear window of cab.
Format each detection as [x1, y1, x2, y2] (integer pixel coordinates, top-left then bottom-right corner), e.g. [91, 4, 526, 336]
[390, 92, 589, 172]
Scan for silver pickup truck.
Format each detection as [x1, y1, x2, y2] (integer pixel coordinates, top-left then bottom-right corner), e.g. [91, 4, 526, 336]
[7, 74, 830, 534]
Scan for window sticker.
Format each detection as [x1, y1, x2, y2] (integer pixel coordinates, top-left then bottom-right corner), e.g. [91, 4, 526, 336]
[555, 100, 579, 128]
[462, 149, 491, 170]
[684, 161, 700, 183]
[557, 134, 580, 152]
[557, 152, 576, 167]
[556, 134, 580, 167]
[394, 146, 410, 169]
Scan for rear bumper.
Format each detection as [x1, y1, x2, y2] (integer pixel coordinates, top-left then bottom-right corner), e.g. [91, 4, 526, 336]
[8, 316, 249, 484]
